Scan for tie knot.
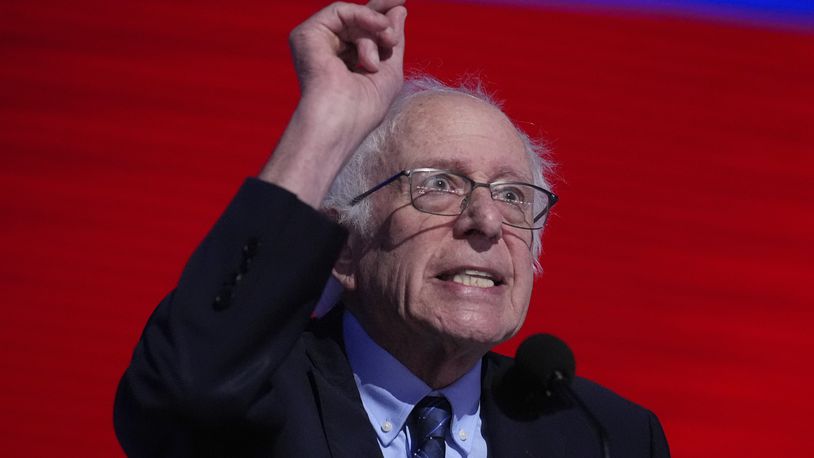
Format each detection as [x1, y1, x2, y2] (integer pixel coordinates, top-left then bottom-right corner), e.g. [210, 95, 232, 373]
[408, 396, 452, 458]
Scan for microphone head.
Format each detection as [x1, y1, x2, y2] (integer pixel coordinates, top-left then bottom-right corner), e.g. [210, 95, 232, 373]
[515, 333, 576, 389]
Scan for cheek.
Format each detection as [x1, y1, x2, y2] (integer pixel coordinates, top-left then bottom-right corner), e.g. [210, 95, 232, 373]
[385, 226, 447, 307]
[358, 237, 428, 310]
[504, 227, 534, 252]
[509, 244, 535, 304]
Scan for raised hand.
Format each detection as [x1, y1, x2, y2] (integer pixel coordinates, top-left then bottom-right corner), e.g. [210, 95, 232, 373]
[292, 0, 407, 125]
[260, 1, 408, 208]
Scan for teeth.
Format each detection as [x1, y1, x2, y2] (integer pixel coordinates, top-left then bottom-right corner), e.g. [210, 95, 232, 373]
[451, 270, 496, 288]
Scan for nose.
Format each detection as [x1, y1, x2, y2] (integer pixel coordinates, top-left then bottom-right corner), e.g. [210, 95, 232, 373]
[453, 187, 503, 244]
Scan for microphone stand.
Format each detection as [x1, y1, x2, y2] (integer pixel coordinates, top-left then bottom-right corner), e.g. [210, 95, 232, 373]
[554, 370, 611, 458]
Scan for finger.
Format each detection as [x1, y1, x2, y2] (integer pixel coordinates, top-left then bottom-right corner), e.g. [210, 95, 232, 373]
[387, 5, 406, 47]
[328, 2, 391, 37]
[308, 2, 405, 74]
[331, 4, 395, 51]
[332, 4, 403, 67]
[355, 37, 380, 72]
[356, 4, 405, 72]
[366, 0, 406, 49]
[366, 0, 406, 14]
[362, 4, 406, 64]
[381, 5, 406, 62]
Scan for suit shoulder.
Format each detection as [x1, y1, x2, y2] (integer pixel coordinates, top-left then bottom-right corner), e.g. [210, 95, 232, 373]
[573, 377, 669, 456]
[483, 352, 668, 453]
[572, 376, 653, 416]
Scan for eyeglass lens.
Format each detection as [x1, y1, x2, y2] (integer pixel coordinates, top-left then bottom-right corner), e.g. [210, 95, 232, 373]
[409, 169, 549, 228]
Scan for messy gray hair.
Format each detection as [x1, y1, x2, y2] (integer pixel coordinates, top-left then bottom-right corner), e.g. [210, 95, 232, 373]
[322, 75, 554, 274]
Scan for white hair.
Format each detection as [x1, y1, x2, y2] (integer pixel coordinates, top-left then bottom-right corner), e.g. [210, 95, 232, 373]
[322, 75, 555, 274]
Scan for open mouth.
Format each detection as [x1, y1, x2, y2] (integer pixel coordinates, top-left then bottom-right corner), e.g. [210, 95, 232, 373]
[437, 269, 504, 288]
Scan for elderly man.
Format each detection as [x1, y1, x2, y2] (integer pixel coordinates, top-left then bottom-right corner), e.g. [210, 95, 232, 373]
[114, 1, 669, 457]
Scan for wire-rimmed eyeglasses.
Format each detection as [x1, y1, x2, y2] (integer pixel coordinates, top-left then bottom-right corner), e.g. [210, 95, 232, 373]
[349, 168, 558, 230]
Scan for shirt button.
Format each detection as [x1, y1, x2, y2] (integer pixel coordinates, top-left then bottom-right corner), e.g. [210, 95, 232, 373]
[458, 429, 468, 441]
[381, 420, 393, 433]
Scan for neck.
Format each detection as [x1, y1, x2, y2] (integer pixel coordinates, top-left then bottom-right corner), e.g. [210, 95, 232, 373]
[347, 306, 489, 389]
[388, 341, 484, 389]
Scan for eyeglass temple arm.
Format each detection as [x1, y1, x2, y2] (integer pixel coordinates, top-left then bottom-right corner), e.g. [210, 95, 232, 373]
[349, 171, 408, 206]
[532, 191, 559, 222]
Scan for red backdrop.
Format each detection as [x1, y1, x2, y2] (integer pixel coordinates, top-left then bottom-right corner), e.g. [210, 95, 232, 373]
[1, 0, 812, 456]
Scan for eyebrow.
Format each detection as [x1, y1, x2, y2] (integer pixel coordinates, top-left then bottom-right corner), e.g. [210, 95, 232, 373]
[419, 158, 532, 183]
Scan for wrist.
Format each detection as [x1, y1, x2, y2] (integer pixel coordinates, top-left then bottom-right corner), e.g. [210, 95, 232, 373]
[259, 101, 371, 209]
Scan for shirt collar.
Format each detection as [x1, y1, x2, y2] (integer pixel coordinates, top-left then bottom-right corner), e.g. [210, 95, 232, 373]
[343, 310, 482, 453]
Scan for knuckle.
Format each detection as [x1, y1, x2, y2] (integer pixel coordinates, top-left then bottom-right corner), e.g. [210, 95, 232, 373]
[288, 24, 308, 45]
[329, 1, 353, 13]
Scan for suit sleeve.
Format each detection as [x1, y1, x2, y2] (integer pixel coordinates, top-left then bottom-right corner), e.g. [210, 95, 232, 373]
[113, 178, 347, 456]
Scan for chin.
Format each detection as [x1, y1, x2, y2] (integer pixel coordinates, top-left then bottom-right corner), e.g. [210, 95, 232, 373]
[432, 314, 521, 351]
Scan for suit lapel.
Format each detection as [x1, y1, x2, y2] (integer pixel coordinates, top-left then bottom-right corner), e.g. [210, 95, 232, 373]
[303, 308, 384, 458]
[302, 312, 569, 458]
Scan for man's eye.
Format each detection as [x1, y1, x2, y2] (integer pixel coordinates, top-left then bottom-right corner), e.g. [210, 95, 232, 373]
[495, 187, 527, 204]
[422, 175, 455, 191]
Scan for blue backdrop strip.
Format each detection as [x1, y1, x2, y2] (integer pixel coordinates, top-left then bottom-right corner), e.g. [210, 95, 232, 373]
[457, 0, 814, 31]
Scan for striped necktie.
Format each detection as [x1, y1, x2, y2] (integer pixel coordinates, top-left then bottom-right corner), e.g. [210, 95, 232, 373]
[408, 396, 452, 458]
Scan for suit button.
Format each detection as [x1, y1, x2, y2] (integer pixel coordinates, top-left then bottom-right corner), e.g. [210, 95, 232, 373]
[242, 238, 259, 256]
[213, 292, 231, 310]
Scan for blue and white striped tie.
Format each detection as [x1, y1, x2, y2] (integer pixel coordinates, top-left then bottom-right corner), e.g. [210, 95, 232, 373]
[408, 396, 452, 458]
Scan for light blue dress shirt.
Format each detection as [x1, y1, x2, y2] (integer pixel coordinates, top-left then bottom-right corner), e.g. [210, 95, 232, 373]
[343, 311, 488, 458]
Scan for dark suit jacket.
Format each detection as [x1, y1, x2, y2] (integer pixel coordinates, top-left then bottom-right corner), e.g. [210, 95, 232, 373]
[114, 179, 669, 457]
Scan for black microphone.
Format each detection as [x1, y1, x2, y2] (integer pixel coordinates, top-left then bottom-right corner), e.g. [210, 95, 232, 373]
[515, 334, 575, 394]
[515, 334, 611, 458]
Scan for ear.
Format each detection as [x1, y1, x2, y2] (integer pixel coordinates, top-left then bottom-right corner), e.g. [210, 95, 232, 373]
[322, 207, 358, 292]
[332, 238, 357, 291]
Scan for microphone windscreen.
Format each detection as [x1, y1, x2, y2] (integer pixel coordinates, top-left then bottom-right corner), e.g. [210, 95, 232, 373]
[515, 334, 576, 388]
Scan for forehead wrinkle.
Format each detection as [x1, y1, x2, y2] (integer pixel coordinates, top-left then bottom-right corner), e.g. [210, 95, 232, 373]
[397, 92, 514, 142]
[394, 97, 531, 181]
